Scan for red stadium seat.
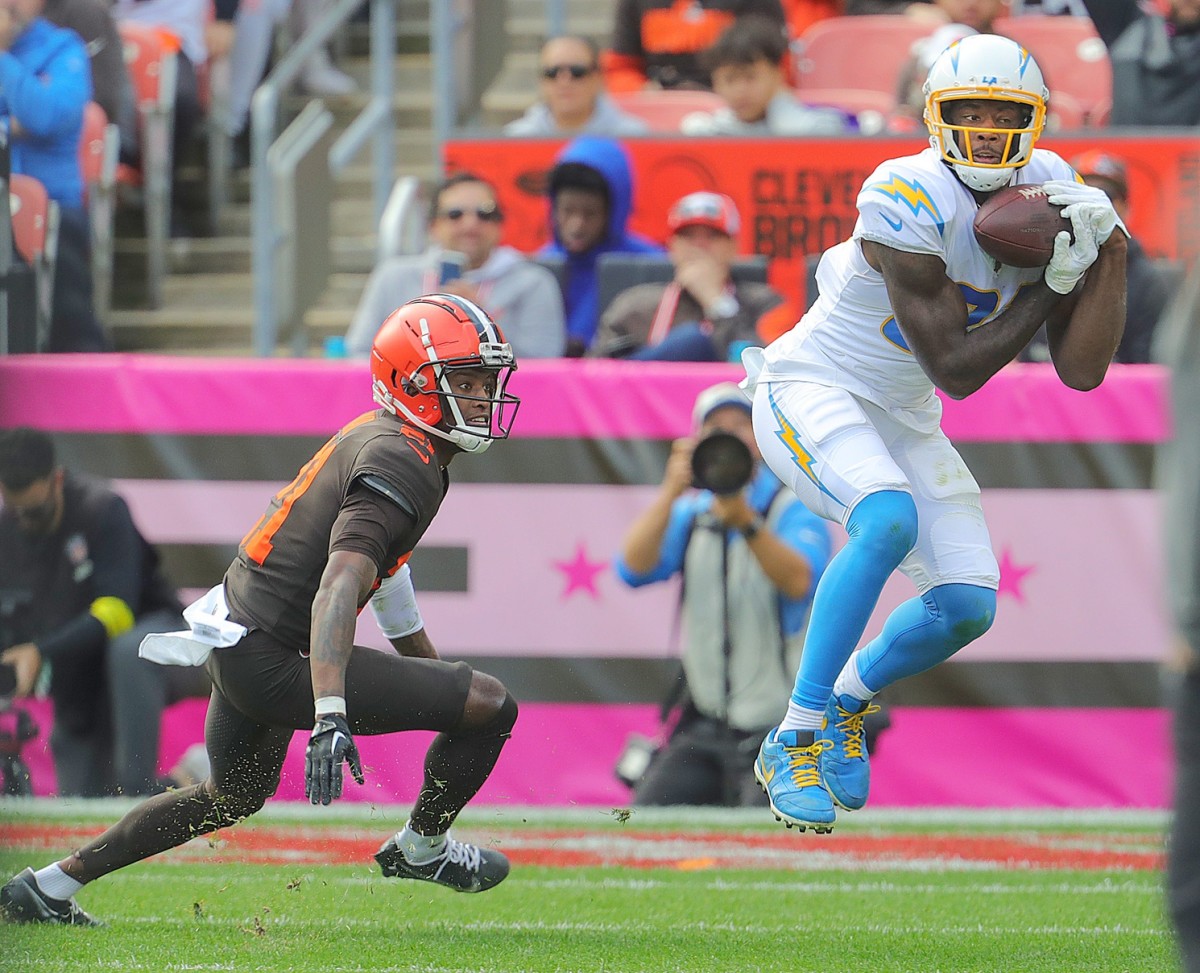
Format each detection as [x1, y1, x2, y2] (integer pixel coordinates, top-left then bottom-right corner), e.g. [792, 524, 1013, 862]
[1046, 91, 1088, 131]
[9, 173, 49, 265]
[994, 16, 1112, 122]
[79, 101, 119, 319]
[792, 16, 936, 96]
[117, 20, 179, 309]
[9, 173, 60, 349]
[612, 89, 727, 132]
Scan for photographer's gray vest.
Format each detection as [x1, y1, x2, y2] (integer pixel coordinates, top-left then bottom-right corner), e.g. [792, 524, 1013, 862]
[679, 487, 807, 731]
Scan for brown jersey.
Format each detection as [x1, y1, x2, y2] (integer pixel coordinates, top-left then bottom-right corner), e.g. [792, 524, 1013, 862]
[224, 411, 448, 652]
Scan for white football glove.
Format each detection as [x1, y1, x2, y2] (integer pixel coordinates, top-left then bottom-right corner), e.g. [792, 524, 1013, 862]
[1043, 225, 1099, 295]
[1042, 179, 1126, 245]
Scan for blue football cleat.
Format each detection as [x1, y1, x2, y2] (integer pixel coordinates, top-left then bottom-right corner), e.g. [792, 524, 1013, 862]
[754, 727, 835, 832]
[817, 694, 881, 811]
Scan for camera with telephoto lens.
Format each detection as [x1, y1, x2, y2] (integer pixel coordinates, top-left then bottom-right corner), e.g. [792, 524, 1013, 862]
[690, 430, 753, 495]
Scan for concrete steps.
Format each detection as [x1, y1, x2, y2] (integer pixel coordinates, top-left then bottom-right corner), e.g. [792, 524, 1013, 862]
[107, 0, 620, 356]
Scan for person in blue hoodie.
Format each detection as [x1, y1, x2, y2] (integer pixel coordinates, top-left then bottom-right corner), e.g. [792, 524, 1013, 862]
[538, 136, 662, 357]
[0, 0, 108, 351]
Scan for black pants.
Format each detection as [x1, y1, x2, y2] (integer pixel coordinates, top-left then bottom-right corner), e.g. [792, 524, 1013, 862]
[633, 716, 768, 808]
[49, 206, 110, 352]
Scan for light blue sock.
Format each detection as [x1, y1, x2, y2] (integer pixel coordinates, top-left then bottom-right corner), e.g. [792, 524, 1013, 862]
[788, 490, 918, 711]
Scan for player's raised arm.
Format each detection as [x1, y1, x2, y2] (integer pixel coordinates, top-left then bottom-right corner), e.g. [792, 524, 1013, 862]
[864, 242, 1063, 399]
[1040, 182, 1128, 390]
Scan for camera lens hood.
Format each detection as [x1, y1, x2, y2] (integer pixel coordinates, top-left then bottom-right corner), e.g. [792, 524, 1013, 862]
[691, 431, 753, 495]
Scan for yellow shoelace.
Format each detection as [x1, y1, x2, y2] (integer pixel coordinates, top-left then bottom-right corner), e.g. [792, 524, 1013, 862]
[785, 738, 832, 787]
[833, 702, 883, 759]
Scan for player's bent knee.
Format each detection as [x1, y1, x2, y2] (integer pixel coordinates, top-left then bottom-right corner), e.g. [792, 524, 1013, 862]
[932, 583, 997, 649]
[457, 685, 518, 739]
[849, 490, 919, 563]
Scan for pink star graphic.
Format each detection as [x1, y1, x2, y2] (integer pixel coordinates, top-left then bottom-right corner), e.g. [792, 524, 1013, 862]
[553, 542, 607, 600]
[996, 546, 1036, 603]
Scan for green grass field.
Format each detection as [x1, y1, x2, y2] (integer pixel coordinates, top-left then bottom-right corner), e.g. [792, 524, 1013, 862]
[0, 801, 1175, 973]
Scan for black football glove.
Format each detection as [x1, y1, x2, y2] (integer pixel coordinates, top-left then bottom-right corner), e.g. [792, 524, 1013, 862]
[305, 713, 364, 805]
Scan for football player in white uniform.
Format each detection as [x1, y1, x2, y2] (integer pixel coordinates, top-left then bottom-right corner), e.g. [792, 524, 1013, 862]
[748, 34, 1127, 831]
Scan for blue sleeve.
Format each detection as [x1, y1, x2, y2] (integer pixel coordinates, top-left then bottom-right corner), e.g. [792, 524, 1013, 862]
[614, 498, 698, 587]
[775, 499, 832, 637]
[0, 34, 91, 139]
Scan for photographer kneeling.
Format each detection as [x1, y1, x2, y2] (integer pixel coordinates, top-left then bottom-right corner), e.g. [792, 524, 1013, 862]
[616, 383, 886, 806]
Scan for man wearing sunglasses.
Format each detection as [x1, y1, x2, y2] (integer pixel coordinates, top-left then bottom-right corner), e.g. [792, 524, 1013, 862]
[347, 172, 566, 358]
[504, 35, 648, 138]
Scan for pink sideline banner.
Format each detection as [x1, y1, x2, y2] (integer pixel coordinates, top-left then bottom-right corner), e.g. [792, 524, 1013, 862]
[0, 355, 1171, 443]
[0, 355, 1173, 807]
[13, 698, 1169, 809]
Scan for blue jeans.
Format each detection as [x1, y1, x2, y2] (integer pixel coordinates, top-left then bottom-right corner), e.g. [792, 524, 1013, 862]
[629, 321, 721, 362]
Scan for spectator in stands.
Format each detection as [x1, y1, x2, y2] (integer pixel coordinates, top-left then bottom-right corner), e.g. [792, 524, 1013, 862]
[680, 15, 850, 135]
[42, 0, 132, 143]
[603, 0, 788, 92]
[347, 172, 566, 359]
[615, 382, 844, 806]
[1022, 151, 1177, 365]
[590, 191, 787, 361]
[1082, 0, 1200, 128]
[539, 135, 663, 356]
[0, 428, 210, 797]
[110, 0, 207, 233]
[0, 0, 109, 351]
[221, 0, 359, 156]
[1074, 151, 1178, 364]
[505, 35, 649, 138]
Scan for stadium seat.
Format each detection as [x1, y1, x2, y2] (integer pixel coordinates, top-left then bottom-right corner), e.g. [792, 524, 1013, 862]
[994, 16, 1111, 122]
[1046, 91, 1088, 131]
[612, 89, 727, 132]
[791, 16, 936, 96]
[796, 87, 895, 116]
[596, 253, 768, 318]
[9, 173, 59, 351]
[117, 20, 179, 309]
[79, 101, 120, 320]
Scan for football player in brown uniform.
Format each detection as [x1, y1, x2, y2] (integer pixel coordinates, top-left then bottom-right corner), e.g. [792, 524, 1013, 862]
[1, 295, 523, 925]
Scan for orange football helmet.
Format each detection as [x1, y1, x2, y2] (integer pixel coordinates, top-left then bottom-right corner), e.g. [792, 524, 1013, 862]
[370, 294, 519, 454]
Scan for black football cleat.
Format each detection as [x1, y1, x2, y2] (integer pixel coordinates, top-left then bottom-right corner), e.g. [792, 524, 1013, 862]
[0, 868, 103, 926]
[375, 834, 509, 893]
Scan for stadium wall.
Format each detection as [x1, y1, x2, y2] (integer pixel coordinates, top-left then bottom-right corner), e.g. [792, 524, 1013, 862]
[0, 355, 1172, 807]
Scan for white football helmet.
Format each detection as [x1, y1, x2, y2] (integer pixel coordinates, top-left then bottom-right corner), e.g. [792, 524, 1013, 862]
[923, 34, 1048, 193]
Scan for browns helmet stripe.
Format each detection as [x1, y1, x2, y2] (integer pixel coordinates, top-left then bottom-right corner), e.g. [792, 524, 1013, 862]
[429, 291, 504, 347]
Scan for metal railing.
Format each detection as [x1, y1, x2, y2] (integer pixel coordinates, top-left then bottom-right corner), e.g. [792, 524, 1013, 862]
[251, 0, 394, 356]
[251, 0, 572, 354]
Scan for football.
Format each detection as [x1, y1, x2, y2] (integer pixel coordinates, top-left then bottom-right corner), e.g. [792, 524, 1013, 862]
[972, 184, 1070, 268]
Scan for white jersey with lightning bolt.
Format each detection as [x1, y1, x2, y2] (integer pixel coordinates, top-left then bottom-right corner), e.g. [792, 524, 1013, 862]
[758, 146, 1079, 424]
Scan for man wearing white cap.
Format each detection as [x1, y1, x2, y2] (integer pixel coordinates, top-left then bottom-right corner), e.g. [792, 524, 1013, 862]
[590, 191, 787, 360]
[615, 382, 845, 806]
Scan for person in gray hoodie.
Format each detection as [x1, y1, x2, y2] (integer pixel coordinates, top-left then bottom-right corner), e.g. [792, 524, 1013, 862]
[504, 35, 649, 138]
[347, 172, 566, 358]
